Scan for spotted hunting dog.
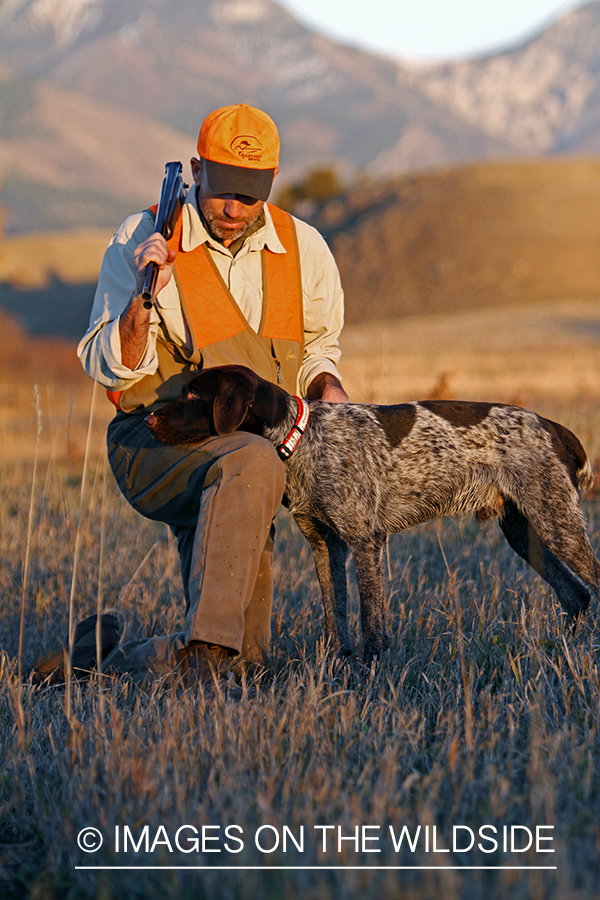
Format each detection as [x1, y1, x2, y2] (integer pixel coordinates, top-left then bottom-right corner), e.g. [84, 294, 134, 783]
[146, 365, 599, 660]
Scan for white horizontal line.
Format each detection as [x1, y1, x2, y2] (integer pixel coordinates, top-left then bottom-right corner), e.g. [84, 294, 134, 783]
[75, 866, 558, 871]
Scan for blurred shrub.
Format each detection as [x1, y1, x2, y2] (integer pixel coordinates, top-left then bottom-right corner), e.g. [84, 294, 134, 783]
[275, 166, 344, 213]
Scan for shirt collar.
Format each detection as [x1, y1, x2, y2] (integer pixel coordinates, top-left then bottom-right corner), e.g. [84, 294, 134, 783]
[181, 188, 286, 256]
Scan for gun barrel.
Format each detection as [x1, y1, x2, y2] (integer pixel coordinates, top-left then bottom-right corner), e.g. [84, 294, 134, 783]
[142, 161, 187, 310]
[141, 264, 160, 308]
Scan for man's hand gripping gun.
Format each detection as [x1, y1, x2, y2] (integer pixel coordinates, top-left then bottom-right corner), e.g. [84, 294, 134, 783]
[142, 161, 188, 310]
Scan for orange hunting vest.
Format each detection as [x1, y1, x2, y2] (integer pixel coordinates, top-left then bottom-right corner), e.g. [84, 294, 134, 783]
[110, 204, 304, 413]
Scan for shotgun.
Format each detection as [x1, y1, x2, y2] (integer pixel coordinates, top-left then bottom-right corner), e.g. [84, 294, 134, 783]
[142, 161, 188, 309]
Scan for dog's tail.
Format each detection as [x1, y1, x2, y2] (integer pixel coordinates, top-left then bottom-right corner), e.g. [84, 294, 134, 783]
[540, 416, 594, 492]
[577, 457, 594, 493]
[562, 430, 594, 492]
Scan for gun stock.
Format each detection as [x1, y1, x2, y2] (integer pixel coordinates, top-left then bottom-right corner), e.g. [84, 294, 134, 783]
[142, 161, 188, 309]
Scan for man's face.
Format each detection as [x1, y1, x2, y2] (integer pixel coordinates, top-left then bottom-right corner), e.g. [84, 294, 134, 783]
[191, 157, 265, 247]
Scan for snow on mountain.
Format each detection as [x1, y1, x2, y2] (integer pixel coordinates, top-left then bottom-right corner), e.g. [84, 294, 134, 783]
[400, 2, 600, 154]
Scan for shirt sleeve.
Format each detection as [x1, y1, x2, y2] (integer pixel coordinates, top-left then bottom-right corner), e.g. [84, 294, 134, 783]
[293, 218, 345, 397]
[76, 211, 163, 389]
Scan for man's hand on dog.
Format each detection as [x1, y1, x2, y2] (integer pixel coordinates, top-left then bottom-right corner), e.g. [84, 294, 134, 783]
[307, 371, 348, 403]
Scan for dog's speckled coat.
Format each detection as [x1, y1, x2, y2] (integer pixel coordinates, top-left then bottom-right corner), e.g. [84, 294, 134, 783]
[146, 365, 599, 660]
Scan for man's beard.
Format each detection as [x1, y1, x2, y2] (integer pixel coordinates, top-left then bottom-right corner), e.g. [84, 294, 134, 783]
[199, 200, 257, 244]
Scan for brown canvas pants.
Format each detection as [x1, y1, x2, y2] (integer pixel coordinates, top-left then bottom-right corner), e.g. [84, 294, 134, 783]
[107, 411, 286, 672]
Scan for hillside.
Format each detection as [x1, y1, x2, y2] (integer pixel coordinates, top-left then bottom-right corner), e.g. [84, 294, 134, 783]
[308, 157, 600, 323]
[0, 80, 194, 232]
[0, 228, 111, 338]
[3, 1, 600, 230]
[2, 158, 600, 338]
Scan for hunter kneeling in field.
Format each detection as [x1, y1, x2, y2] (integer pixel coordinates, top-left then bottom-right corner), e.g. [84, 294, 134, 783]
[30, 102, 347, 688]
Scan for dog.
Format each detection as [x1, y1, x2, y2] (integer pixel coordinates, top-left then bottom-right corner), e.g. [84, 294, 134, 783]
[145, 364, 599, 660]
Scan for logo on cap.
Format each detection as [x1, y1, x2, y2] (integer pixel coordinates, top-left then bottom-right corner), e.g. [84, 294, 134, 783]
[231, 135, 263, 163]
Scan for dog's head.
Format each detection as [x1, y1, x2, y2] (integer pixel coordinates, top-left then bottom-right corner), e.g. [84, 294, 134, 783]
[145, 365, 289, 445]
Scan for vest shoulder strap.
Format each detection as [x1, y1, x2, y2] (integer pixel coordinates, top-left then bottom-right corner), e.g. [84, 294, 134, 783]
[261, 205, 303, 344]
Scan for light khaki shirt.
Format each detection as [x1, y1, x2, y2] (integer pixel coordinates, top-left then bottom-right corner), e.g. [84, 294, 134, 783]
[77, 189, 345, 397]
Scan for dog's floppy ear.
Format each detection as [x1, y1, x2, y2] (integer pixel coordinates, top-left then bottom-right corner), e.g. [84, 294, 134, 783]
[250, 379, 289, 428]
[213, 370, 256, 434]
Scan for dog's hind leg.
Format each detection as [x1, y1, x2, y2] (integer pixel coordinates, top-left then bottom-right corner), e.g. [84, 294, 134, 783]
[349, 531, 390, 662]
[499, 499, 598, 620]
[294, 514, 352, 654]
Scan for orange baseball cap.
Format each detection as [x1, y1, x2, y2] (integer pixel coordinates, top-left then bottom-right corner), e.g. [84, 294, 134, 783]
[197, 103, 280, 202]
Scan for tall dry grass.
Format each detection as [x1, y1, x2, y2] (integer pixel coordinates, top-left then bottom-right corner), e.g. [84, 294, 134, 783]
[1, 368, 600, 900]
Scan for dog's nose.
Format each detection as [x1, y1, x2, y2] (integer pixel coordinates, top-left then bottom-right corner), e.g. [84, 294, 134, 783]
[145, 413, 156, 428]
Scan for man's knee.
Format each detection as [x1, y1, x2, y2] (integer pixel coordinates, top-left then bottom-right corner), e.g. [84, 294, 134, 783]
[217, 433, 286, 494]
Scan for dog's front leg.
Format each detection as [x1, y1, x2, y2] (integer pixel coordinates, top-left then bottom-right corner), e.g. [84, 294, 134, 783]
[294, 514, 352, 655]
[350, 531, 390, 662]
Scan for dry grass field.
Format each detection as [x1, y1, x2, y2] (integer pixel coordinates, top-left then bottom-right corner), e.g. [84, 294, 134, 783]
[1, 296, 600, 900]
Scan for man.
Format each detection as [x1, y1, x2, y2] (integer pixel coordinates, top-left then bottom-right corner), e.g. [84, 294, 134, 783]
[77, 103, 347, 683]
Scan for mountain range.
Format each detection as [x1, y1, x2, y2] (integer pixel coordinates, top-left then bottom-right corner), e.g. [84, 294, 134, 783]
[2, 0, 600, 231]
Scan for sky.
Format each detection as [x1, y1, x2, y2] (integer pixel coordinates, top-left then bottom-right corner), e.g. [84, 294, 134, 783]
[281, 0, 582, 60]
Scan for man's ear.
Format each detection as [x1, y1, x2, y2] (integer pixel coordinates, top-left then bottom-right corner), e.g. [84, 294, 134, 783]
[213, 372, 255, 434]
[190, 157, 203, 186]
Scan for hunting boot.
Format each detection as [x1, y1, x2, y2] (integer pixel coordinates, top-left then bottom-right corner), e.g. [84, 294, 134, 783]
[27, 613, 122, 685]
[177, 640, 235, 689]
